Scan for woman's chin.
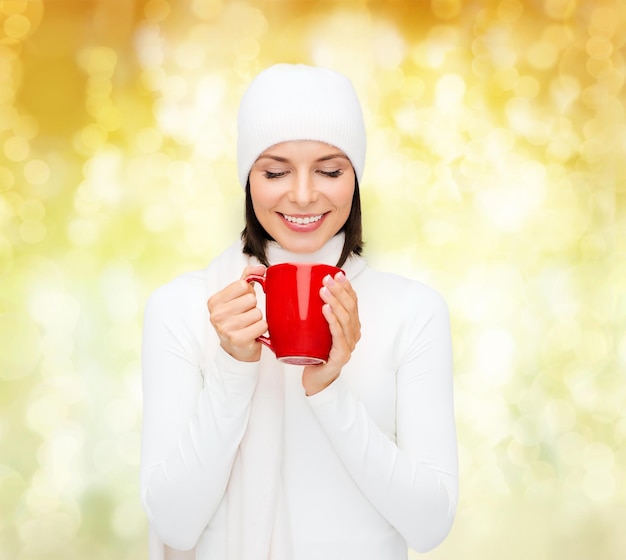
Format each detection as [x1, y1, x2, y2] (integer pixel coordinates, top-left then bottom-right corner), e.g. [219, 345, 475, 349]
[275, 233, 328, 255]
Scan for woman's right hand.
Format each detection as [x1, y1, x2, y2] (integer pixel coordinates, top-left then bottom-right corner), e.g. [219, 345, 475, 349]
[207, 264, 268, 362]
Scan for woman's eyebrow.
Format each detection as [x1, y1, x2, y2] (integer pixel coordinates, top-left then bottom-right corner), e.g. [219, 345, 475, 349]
[255, 153, 349, 163]
[316, 153, 349, 162]
[256, 155, 289, 163]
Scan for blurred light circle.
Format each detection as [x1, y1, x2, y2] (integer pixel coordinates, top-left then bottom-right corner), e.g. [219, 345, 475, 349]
[556, 430, 586, 467]
[190, 0, 222, 20]
[513, 415, 543, 447]
[19, 221, 47, 243]
[575, 330, 609, 366]
[116, 431, 141, 466]
[1, 0, 29, 15]
[78, 46, 117, 77]
[544, 0, 576, 19]
[142, 203, 174, 232]
[24, 159, 51, 185]
[435, 74, 466, 109]
[372, 26, 406, 69]
[527, 41, 558, 70]
[17, 510, 80, 551]
[589, 7, 617, 37]
[112, 499, 145, 539]
[27, 292, 80, 346]
[13, 114, 38, 138]
[545, 399, 576, 433]
[550, 75, 581, 110]
[136, 127, 163, 153]
[474, 328, 515, 387]
[144, 0, 170, 23]
[586, 37, 613, 58]
[135, 24, 165, 69]
[0, 165, 14, 191]
[584, 442, 615, 472]
[3, 135, 30, 161]
[497, 0, 523, 22]
[586, 56, 613, 79]
[0, 234, 12, 269]
[431, 0, 461, 20]
[0, 313, 40, 379]
[3, 13, 31, 39]
[67, 218, 100, 247]
[582, 470, 615, 503]
[19, 199, 45, 222]
[514, 75, 541, 99]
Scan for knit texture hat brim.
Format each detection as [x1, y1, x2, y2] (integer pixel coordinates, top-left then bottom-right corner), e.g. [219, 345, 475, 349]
[237, 64, 366, 187]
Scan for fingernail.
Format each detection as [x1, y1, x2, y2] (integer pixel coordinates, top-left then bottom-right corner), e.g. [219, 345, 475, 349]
[336, 272, 346, 284]
[321, 286, 331, 298]
[324, 274, 336, 287]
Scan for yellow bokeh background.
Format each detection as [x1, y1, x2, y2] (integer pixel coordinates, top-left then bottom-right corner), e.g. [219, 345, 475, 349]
[1, 0, 624, 559]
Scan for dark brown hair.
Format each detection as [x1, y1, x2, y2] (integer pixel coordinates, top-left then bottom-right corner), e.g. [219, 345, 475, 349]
[241, 178, 363, 268]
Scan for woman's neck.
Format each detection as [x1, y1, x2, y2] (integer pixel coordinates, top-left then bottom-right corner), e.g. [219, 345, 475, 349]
[265, 233, 346, 267]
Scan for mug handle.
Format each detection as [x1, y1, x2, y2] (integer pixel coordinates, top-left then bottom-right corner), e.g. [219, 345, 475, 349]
[245, 274, 272, 351]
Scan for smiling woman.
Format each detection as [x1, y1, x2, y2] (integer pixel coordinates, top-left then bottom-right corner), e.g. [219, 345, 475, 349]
[140, 63, 457, 560]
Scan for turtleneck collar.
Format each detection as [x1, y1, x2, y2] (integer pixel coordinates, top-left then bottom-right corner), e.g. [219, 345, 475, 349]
[262, 232, 367, 281]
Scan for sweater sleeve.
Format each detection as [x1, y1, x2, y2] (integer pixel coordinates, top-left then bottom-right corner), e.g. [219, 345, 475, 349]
[307, 288, 458, 553]
[139, 280, 259, 551]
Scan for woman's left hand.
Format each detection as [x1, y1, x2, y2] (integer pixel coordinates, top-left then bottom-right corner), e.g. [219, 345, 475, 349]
[302, 271, 361, 396]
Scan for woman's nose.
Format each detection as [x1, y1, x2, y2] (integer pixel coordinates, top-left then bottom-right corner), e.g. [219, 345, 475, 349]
[288, 173, 317, 207]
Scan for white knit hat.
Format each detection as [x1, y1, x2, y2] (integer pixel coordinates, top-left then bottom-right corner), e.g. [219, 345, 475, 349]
[237, 63, 366, 188]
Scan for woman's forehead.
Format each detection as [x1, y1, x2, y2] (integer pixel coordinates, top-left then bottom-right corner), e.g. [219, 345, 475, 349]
[256, 140, 349, 161]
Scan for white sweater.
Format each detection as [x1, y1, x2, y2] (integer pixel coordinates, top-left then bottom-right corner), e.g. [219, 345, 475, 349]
[140, 234, 458, 560]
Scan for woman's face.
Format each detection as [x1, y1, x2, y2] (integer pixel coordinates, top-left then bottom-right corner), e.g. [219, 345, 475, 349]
[249, 140, 356, 254]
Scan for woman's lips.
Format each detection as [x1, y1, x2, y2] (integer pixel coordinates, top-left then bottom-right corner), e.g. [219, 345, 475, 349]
[280, 212, 327, 232]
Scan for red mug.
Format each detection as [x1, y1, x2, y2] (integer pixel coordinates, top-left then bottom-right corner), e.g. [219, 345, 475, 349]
[246, 262, 343, 366]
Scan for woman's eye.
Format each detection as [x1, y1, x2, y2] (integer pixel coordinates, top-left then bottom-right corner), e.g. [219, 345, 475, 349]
[320, 169, 343, 178]
[264, 170, 287, 179]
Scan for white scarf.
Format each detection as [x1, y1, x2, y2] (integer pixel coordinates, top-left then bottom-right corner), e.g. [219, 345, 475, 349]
[228, 234, 353, 560]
